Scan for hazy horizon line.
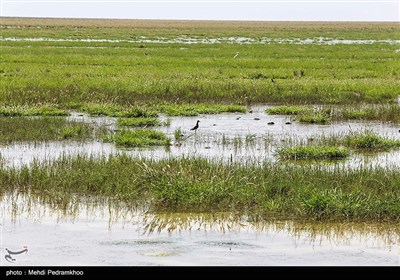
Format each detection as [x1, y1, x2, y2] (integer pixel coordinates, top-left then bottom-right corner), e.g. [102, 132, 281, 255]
[1, 15, 398, 23]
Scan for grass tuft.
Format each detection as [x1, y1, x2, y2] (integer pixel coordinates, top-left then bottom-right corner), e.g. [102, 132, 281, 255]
[344, 130, 400, 150]
[114, 129, 170, 147]
[277, 146, 350, 160]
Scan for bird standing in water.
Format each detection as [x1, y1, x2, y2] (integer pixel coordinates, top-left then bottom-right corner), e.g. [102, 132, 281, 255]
[191, 120, 200, 132]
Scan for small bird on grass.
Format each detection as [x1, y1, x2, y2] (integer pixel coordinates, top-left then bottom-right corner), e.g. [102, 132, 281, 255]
[191, 120, 200, 132]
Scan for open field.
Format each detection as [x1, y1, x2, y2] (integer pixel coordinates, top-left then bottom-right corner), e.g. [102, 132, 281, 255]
[1, 18, 399, 107]
[2, 18, 399, 39]
[1, 18, 400, 223]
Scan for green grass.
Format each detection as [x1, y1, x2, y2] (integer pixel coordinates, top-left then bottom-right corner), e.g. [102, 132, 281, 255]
[158, 104, 247, 116]
[277, 146, 350, 160]
[174, 129, 184, 141]
[113, 129, 170, 147]
[0, 106, 70, 117]
[339, 105, 400, 123]
[266, 106, 309, 115]
[80, 103, 158, 118]
[267, 105, 400, 123]
[1, 155, 399, 221]
[1, 18, 399, 223]
[0, 117, 106, 142]
[79, 103, 245, 117]
[117, 117, 161, 127]
[297, 111, 332, 124]
[1, 19, 399, 107]
[2, 18, 399, 40]
[344, 130, 400, 150]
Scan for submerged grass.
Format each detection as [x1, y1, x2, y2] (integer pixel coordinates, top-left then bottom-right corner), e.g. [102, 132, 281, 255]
[0, 117, 106, 142]
[1, 155, 399, 221]
[113, 129, 170, 147]
[277, 146, 350, 160]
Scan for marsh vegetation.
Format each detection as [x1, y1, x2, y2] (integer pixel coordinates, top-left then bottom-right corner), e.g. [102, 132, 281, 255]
[1, 18, 399, 224]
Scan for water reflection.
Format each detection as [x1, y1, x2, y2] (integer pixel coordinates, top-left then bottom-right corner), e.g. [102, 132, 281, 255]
[2, 193, 399, 248]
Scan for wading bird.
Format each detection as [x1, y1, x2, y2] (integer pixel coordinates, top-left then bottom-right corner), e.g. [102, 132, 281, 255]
[191, 120, 200, 132]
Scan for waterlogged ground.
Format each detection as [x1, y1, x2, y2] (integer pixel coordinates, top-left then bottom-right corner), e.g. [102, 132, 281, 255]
[1, 196, 399, 266]
[1, 106, 399, 168]
[2, 36, 400, 45]
[1, 19, 399, 266]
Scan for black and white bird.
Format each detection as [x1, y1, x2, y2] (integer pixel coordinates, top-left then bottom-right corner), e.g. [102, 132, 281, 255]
[190, 120, 200, 132]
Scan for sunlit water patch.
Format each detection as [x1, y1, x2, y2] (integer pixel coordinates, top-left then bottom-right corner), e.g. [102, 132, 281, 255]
[1, 195, 399, 266]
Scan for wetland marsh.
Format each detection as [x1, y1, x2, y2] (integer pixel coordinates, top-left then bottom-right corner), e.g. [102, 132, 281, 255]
[0, 18, 399, 265]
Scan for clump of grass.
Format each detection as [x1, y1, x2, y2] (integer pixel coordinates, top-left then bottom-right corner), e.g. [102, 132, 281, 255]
[60, 126, 83, 139]
[163, 118, 171, 127]
[174, 128, 184, 141]
[267, 105, 400, 124]
[0, 117, 105, 142]
[114, 129, 170, 147]
[117, 117, 161, 127]
[82, 103, 158, 118]
[344, 130, 400, 150]
[297, 110, 332, 124]
[0, 107, 24, 117]
[81, 103, 123, 116]
[1, 155, 400, 221]
[28, 106, 70, 116]
[266, 106, 332, 124]
[232, 136, 243, 149]
[121, 107, 158, 118]
[340, 105, 400, 123]
[277, 146, 350, 160]
[266, 106, 309, 115]
[0, 106, 70, 117]
[341, 109, 370, 120]
[245, 134, 257, 146]
[159, 104, 246, 116]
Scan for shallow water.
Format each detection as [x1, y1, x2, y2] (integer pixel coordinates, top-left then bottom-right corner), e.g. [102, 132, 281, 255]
[2, 36, 400, 45]
[1, 106, 399, 168]
[1, 196, 399, 266]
